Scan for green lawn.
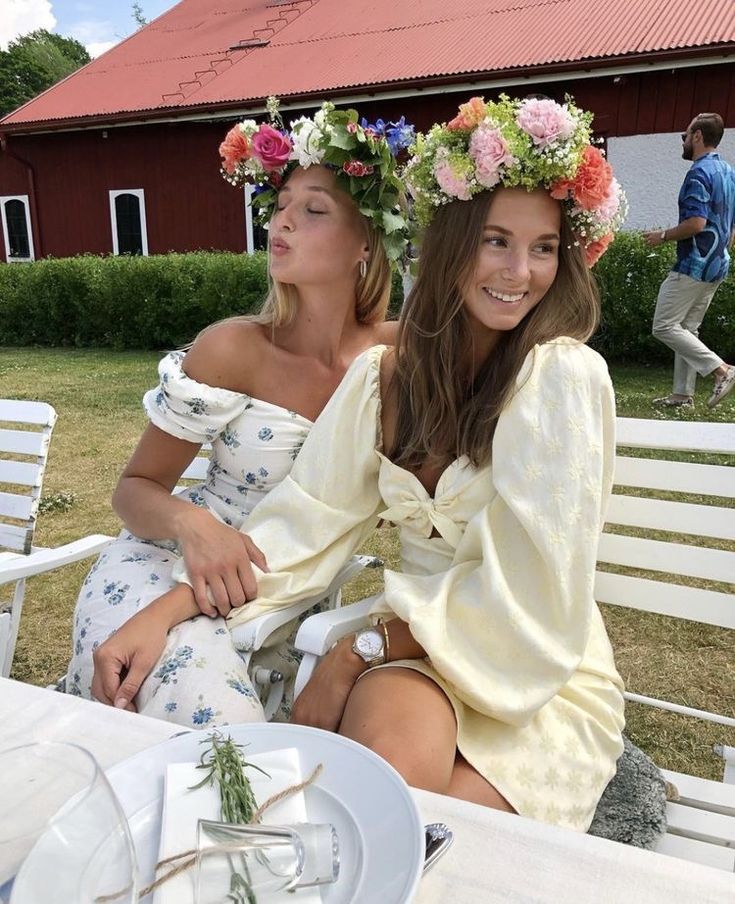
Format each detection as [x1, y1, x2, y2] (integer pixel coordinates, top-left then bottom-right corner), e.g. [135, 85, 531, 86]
[1, 347, 733, 781]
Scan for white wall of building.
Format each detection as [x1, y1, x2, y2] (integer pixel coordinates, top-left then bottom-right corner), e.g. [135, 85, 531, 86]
[607, 129, 735, 231]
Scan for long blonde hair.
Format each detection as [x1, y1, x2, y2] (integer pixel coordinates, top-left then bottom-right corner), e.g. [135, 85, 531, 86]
[391, 189, 600, 469]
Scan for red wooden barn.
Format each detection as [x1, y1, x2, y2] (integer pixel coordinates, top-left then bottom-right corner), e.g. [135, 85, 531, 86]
[1, 0, 734, 263]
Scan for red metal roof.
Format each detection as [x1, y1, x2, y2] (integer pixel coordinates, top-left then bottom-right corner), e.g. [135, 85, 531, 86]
[3, 0, 735, 129]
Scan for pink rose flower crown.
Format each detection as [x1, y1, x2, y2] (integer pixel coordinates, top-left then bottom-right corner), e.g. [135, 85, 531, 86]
[403, 94, 627, 266]
[219, 97, 413, 263]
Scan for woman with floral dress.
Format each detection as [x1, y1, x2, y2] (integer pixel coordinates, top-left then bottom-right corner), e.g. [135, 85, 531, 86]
[67, 101, 413, 728]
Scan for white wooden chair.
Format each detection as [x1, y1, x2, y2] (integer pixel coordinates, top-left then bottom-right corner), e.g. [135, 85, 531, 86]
[0, 399, 112, 678]
[291, 416, 735, 870]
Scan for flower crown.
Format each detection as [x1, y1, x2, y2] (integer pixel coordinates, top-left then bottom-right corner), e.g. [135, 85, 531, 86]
[219, 98, 414, 263]
[403, 95, 627, 266]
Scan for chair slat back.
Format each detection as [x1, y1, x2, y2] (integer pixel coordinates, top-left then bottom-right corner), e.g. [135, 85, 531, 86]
[0, 400, 57, 555]
[599, 417, 734, 632]
[615, 417, 735, 454]
[614, 456, 734, 497]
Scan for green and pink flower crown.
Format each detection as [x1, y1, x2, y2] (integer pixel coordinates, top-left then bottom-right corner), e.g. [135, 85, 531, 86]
[403, 95, 628, 266]
[219, 98, 414, 263]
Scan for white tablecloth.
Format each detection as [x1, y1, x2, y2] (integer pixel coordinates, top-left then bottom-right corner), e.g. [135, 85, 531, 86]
[1, 677, 733, 904]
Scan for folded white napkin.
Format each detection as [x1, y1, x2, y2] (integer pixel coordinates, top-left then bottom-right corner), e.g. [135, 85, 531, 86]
[153, 747, 321, 904]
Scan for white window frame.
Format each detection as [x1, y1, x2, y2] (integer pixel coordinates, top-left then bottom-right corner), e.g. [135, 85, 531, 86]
[244, 184, 255, 254]
[109, 188, 149, 256]
[0, 195, 34, 262]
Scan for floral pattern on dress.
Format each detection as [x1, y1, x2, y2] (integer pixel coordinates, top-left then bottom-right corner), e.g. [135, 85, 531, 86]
[66, 349, 317, 729]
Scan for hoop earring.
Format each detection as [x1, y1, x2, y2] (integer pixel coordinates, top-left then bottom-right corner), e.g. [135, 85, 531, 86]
[359, 259, 367, 279]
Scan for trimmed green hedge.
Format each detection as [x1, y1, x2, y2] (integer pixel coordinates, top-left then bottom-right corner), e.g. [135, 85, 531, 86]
[591, 231, 735, 363]
[1, 242, 733, 361]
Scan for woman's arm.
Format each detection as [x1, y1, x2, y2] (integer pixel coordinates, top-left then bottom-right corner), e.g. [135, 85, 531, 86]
[291, 617, 423, 729]
[91, 583, 200, 710]
[113, 424, 265, 615]
[113, 324, 268, 614]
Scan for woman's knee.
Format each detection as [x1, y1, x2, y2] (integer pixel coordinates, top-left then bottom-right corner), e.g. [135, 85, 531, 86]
[338, 669, 457, 791]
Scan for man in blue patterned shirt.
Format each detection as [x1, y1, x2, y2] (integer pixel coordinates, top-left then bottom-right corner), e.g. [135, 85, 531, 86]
[645, 113, 735, 409]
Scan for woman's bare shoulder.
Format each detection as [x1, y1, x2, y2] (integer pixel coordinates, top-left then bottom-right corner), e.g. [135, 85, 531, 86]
[378, 344, 397, 395]
[371, 318, 399, 345]
[182, 319, 269, 392]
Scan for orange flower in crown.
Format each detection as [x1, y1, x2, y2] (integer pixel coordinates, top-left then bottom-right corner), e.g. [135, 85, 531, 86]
[447, 97, 488, 131]
[549, 145, 613, 210]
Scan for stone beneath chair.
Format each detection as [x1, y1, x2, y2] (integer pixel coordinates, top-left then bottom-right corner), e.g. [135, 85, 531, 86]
[588, 735, 669, 848]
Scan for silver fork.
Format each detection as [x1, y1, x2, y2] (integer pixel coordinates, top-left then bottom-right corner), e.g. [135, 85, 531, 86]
[423, 822, 454, 873]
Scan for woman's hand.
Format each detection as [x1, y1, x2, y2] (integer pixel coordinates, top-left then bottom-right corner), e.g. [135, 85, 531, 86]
[291, 637, 367, 731]
[175, 507, 268, 617]
[91, 605, 170, 711]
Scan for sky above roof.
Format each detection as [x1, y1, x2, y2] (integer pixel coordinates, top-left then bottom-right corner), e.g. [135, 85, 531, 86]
[1, 0, 178, 57]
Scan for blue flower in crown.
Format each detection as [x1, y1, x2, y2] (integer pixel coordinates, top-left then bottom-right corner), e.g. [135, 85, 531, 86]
[360, 117, 387, 135]
[385, 117, 416, 154]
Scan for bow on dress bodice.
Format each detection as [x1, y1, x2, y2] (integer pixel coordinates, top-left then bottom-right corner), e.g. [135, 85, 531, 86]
[376, 452, 493, 565]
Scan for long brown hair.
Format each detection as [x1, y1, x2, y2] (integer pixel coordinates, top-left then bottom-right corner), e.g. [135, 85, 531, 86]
[391, 189, 600, 469]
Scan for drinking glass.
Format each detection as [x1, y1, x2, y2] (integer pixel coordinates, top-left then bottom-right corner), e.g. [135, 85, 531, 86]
[195, 819, 339, 903]
[0, 741, 138, 904]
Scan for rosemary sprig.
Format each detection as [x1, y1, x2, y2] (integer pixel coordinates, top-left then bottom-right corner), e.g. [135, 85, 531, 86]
[191, 732, 270, 824]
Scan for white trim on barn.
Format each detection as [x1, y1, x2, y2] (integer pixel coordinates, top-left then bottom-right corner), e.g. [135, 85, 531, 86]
[0, 194, 34, 262]
[108, 188, 149, 256]
[244, 184, 255, 254]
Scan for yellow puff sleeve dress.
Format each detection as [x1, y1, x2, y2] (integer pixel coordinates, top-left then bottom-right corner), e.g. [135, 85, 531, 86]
[184, 340, 626, 832]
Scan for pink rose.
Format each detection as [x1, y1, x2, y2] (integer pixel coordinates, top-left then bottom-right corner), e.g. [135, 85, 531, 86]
[346, 122, 358, 133]
[342, 160, 374, 177]
[595, 177, 623, 223]
[250, 124, 291, 172]
[516, 99, 576, 148]
[219, 126, 251, 175]
[434, 157, 471, 200]
[469, 125, 515, 188]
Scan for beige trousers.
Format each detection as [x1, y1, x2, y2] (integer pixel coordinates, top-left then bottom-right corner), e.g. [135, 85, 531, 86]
[652, 271, 724, 397]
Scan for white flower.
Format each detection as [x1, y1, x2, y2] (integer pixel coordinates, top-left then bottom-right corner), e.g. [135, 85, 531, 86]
[239, 119, 258, 138]
[289, 117, 325, 167]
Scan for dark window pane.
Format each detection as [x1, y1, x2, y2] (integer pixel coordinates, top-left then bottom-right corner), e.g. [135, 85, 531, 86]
[115, 193, 143, 255]
[253, 220, 267, 251]
[5, 199, 30, 258]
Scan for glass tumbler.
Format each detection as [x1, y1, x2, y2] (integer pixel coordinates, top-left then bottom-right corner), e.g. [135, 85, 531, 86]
[0, 741, 138, 904]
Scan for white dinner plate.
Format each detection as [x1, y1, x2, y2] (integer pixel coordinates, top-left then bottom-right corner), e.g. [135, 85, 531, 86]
[106, 723, 424, 904]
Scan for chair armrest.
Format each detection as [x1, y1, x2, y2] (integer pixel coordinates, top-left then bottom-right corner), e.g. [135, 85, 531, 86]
[228, 554, 382, 653]
[230, 598, 322, 653]
[294, 595, 379, 656]
[0, 535, 114, 584]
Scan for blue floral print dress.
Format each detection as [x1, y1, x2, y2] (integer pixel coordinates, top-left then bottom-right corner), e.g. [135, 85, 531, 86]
[65, 351, 313, 728]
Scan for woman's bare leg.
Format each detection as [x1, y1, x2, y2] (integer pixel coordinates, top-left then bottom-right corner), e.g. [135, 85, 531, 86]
[339, 667, 517, 813]
[338, 668, 458, 793]
[447, 754, 516, 813]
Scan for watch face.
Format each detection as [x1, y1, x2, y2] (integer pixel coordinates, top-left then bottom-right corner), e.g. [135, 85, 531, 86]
[355, 629, 383, 658]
